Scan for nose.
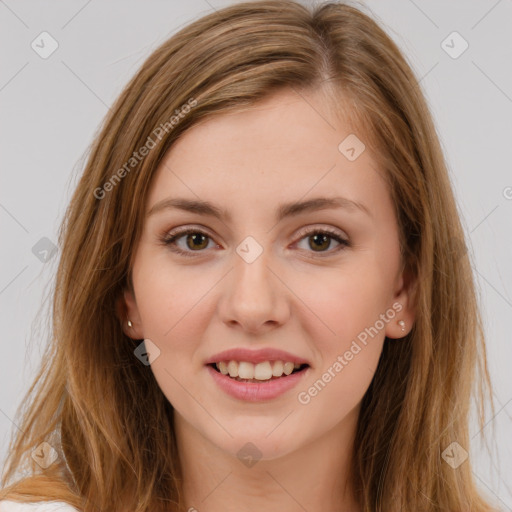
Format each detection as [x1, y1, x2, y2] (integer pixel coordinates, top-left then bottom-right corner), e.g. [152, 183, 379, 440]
[218, 251, 290, 335]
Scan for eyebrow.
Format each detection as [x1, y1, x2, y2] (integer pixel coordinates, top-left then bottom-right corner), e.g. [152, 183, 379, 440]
[147, 196, 372, 222]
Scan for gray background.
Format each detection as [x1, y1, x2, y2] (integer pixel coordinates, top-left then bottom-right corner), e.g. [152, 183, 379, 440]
[1, 0, 511, 508]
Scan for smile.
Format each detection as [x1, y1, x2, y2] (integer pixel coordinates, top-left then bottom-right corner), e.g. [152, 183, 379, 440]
[206, 362, 310, 402]
[212, 360, 308, 381]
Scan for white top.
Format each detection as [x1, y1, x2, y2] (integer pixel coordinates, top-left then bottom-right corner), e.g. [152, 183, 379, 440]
[0, 501, 79, 512]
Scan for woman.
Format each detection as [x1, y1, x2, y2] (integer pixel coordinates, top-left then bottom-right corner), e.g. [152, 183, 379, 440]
[0, 1, 500, 511]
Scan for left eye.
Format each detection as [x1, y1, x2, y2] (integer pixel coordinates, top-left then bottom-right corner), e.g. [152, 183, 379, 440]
[294, 229, 349, 254]
[161, 228, 349, 257]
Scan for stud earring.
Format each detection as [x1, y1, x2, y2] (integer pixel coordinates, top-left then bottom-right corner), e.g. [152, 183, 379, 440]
[127, 319, 133, 328]
[398, 320, 405, 332]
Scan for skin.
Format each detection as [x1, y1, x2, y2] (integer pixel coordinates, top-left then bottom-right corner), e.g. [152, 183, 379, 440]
[120, 86, 416, 512]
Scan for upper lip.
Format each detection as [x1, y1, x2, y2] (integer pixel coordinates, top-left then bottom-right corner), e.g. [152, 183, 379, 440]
[205, 348, 310, 366]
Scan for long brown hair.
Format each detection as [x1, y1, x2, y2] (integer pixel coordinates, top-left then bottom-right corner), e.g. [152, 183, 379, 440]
[0, 1, 499, 510]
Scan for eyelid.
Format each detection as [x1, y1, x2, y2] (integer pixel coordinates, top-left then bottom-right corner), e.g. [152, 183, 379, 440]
[293, 224, 348, 241]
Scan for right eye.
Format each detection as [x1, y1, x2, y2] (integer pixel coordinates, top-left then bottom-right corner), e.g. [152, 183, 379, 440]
[160, 228, 218, 257]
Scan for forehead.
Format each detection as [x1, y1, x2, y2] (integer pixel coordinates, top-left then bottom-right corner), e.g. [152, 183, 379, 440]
[146, 88, 388, 220]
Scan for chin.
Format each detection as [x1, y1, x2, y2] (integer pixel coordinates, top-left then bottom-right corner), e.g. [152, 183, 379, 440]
[208, 428, 303, 464]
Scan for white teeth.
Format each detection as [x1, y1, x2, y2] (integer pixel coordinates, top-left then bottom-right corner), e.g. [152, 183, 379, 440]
[272, 360, 283, 377]
[254, 361, 273, 380]
[215, 360, 304, 380]
[238, 361, 254, 379]
[227, 360, 238, 378]
[283, 362, 294, 375]
[218, 361, 229, 375]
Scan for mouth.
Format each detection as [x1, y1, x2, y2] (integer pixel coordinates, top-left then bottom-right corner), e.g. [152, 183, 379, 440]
[207, 361, 310, 383]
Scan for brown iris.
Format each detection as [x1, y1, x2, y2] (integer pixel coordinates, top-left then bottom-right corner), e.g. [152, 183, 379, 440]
[309, 233, 330, 251]
[186, 232, 209, 250]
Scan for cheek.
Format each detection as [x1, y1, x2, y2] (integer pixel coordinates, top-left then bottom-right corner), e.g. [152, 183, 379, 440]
[295, 271, 386, 411]
[291, 264, 389, 411]
[291, 263, 390, 347]
[296, 343, 381, 434]
[134, 265, 213, 408]
[135, 258, 212, 338]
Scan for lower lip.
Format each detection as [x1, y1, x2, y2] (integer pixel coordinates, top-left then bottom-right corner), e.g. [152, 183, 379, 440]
[206, 364, 309, 402]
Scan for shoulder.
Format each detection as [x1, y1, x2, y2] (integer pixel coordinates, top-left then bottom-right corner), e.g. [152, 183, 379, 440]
[0, 501, 80, 512]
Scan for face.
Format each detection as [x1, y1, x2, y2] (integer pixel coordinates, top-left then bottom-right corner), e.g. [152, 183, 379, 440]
[121, 87, 415, 461]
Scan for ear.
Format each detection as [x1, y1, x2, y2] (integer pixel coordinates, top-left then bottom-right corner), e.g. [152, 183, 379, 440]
[385, 265, 417, 339]
[116, 288, 144, 340]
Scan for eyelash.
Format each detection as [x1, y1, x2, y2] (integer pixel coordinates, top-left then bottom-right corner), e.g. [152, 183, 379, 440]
[159, 226, 350, 258]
